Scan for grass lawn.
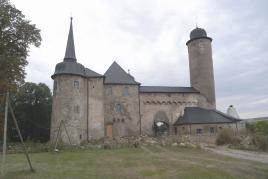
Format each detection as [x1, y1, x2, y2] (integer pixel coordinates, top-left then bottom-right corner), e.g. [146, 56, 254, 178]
[2, 146, 268, 179]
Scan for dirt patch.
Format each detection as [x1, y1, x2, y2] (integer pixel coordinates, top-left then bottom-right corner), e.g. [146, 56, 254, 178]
[201, 144, 268, 164]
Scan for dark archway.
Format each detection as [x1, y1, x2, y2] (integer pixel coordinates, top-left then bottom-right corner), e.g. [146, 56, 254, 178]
[153, 111, 169, 136]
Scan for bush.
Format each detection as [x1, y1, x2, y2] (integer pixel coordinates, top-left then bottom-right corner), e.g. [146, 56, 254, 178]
[216, 128, 240, 145]
[251, 133, 268, 151]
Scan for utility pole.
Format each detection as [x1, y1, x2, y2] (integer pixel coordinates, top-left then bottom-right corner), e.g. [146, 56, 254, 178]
[1, 92, 9, 176]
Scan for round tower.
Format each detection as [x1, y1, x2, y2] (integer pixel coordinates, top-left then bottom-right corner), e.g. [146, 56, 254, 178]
[51, 18, 87, 145]
[186, 27, 216, 109]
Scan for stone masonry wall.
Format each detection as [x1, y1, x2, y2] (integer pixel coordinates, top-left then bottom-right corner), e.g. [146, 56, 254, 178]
[87, 78, 105, 140]
[175, 123, 238, 136]
[139, 93, 200, 136]
[51, 75, 87, 145]
[104, 85, 140, 137]
[188, 38, 216, 109]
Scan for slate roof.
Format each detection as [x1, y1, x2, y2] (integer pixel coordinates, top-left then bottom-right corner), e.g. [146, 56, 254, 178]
[174, 107, 241, 125]
[52, 19, 103, 79]
[186, 27, 212, 45]
[85, 68, 103, 77]
[64, 18, 76, 62]
[104, 61, 140, 85]
[140, 86, 199, 93]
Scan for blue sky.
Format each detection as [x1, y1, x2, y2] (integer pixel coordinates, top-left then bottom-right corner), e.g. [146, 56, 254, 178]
[11, 0, 268, 118]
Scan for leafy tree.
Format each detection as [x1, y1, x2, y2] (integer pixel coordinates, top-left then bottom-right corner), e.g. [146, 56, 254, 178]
[8, 82, 52, 142]
[0, 0, 41, 136]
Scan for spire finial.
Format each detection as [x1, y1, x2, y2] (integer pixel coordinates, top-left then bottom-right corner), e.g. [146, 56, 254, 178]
[195, 15, 198, 28]
[64, 17, 76, 62]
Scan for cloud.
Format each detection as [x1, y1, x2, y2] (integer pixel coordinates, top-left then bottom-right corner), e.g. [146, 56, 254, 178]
[11, 0, 268, 118]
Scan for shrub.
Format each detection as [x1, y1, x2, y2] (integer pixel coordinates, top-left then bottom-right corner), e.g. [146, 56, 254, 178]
[251, 133, 268, 151]
[216, 128, 240, 145]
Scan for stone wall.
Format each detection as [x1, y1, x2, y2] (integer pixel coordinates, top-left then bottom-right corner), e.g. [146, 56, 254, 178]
[87, 77, 105, 140]
[175, 123, 238, 136]
[139, 92, 200, 136]
[104, 84, 140, 137]
[51, 75, 87, 145]
[187, 38, 216, 109]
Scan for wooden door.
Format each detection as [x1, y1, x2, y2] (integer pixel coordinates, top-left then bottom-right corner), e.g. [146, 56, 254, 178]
[106, 124, 113, 138]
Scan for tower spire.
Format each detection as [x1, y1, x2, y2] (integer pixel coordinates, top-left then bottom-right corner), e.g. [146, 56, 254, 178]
[64, 17, 76, 62]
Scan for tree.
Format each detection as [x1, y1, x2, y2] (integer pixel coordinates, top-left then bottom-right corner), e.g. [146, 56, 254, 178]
[0, 0, 41, 137]
[8, 82, 52, 142]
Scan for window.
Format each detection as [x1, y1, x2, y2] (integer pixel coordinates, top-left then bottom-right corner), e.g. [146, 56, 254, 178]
[210, 127, 215, 134]
[115, 103, 123, 113]
[74, 105, 80, 113]
[123, 86, 129, 96]
[74, 81, 79, 89]
[174, 127, 177, 135]
[196, 128, 202, 134]
[106, 86, 112, 96]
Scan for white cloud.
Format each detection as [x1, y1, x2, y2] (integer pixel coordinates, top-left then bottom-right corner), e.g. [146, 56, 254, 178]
[10, 0, 268, 118]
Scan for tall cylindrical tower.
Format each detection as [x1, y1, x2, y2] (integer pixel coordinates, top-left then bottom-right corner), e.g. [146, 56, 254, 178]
[186, 27, 216, 109]
[50, 18, 87, 145]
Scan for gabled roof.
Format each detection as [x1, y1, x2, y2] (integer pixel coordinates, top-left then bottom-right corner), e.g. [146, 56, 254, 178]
[140, 86, 199, 93]
[85, 68, 103, 78]
[104, 61, 140, 85]
[174, 107, 241, 125]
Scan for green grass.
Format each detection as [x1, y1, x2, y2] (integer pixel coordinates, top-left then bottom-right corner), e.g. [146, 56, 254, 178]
[2, 146, 268, 179]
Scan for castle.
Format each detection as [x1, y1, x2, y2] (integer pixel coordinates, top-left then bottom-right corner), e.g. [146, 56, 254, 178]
[50, 19, 239, 144]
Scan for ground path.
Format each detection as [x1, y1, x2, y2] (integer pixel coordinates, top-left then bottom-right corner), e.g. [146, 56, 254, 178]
[201, 144, 268, 164]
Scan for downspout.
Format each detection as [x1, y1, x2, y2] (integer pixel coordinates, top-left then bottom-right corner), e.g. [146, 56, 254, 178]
[189, 124, 191, 135]
[86, 79, 89, 142]
[235, 121, 238, 136]
[138, 85, 141, 135]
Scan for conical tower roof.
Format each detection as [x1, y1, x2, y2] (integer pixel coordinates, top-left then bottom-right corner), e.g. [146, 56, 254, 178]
[64, 17, 76, 62]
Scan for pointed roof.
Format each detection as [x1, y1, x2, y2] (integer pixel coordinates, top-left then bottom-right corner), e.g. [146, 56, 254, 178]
[104, 61, 140, 85]
[64, 17, 76, 62]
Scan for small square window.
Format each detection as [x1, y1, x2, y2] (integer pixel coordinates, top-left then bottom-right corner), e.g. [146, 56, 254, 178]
[196, 128, 202, 134]
[123, 86, 129, 96]
[106, 86, 112, 96]
[74, 81, 79, 89]
[210, 127, 215, 134]
[115, 103, 123, 113]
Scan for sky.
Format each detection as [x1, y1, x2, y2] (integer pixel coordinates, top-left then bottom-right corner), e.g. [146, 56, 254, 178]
[11, 0, 268, 119]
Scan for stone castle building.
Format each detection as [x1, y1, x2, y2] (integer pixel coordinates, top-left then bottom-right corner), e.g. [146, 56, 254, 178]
[50, 19, 239, 144]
